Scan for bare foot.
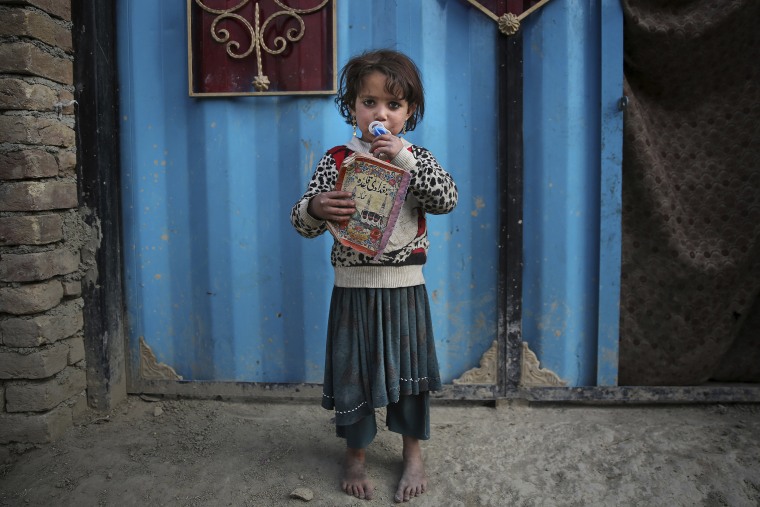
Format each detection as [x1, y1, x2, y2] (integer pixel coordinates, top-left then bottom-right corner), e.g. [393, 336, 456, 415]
[395, 436, 428, 503]
[342, 447, 374, 500]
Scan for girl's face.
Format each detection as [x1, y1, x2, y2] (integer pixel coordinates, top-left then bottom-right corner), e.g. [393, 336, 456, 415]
[350, 71, 416, 141]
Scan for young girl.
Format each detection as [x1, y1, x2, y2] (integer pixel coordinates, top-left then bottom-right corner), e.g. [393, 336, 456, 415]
[290, 49, 458, 503]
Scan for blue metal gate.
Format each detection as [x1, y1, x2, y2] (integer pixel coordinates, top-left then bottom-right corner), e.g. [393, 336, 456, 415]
[118, 0, 502, 385]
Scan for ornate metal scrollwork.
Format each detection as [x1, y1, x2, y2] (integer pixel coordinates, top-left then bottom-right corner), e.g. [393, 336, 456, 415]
[194, 0, 329, 91]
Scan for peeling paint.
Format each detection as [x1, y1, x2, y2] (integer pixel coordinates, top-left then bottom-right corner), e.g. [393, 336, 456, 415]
[303, 149, 315, 177]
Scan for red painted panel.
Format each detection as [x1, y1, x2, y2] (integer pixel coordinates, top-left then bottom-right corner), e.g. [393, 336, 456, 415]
[467, 0, 540, 18]
[189, 0, 335, 95]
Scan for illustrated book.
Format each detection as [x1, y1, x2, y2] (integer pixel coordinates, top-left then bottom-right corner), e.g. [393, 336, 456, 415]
[326, 153, 411, 259]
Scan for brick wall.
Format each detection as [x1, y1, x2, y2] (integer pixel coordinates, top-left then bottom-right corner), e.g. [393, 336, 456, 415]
[0, 0, 88, 449]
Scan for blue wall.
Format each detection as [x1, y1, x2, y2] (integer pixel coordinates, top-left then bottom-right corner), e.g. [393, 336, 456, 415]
[522, 0, 623, 386]
[118, 0, 501, 383]
[118, 0, 624, 387]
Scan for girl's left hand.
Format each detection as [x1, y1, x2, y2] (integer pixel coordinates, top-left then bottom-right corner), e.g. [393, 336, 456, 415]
[370, 134, 403, 161]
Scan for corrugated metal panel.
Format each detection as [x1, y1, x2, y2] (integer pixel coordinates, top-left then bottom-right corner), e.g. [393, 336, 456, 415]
[596, 0, 624, 387]
[118, 0, 500, 383]
[522, 0, 623, 386]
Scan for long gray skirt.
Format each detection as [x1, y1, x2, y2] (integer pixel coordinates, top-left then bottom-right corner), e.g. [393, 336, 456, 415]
[321, 285, 442, 426]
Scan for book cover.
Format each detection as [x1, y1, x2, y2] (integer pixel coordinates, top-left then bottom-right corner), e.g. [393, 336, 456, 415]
[326, 153, 412, 259]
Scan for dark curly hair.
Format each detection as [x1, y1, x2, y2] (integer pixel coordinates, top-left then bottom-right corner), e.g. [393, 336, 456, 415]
[335, 49, 425, 132]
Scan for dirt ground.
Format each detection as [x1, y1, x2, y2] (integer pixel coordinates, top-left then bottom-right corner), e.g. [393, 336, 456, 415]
[1, 396, 759, 507]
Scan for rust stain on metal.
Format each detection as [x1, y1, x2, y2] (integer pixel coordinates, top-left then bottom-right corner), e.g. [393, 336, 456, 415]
[471, 196, 486, 217]
[139, 336, 183, 381]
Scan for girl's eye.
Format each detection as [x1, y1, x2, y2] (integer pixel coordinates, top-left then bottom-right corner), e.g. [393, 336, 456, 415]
[363, 99, 375, 107]
[389, 102, 401, 110]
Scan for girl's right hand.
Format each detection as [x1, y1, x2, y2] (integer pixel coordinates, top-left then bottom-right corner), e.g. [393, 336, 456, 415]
[308, 191, 356, 222]
[370, 133, 404, 161]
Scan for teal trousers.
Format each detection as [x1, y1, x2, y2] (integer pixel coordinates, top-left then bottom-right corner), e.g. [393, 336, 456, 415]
[336, 393, 430, 449]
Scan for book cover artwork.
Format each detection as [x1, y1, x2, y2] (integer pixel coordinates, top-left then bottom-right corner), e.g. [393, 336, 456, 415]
[326, 153, 411, 259]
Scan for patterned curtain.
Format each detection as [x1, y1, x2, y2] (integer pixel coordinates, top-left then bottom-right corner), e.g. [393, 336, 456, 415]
[619, 0, 760, 385]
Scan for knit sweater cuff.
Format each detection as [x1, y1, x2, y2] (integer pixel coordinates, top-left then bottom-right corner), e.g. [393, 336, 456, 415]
[297, 198, 325, 230]
[390, 148, 418, 173]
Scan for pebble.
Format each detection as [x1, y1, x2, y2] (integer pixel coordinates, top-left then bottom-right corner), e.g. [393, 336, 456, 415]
[290, 487, 314, 501]
[153, 406, 164, 417]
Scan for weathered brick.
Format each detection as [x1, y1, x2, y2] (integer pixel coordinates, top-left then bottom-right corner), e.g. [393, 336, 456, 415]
[0, 42, 72, 84]
[5, 366, 86, 412]
[64, 334, 84, 365]
[0, 248, 79, 282]
[52, 89, 76, 118]
[0, 443, 10, 466]
[56, 149, 75, 174]
[0, 7, 72, 52]
[0, 115, 75, 147]
[0, 149, 58, 179]
[0, 181, 78, 211]
[0, 299, 83, 346]
[0, 214, 63, 246]
[0, 402, 72, 443]
[0, 279, 63, 315]
[0, 77, 59, 111]
[0, 0, 72, 22]
[61, 279, 80, 296]
[0, 341, 69, 379]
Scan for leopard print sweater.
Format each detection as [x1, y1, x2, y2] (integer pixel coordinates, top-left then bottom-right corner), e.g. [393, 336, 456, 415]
[291, 137, 458, 288]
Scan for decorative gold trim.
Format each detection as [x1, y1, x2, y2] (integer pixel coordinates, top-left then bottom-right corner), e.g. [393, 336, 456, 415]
[516, 0, 554, 22]
[520, 342, 567, 387]
[188, 0, 337, 96]
[465, 0, 499, 22]
[498, 12, 520, 36]
[139, 336, 183, 381]
[452, 340, 498, 385]
[465, 0, 555, 36]
[452, 340, 569, 387]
